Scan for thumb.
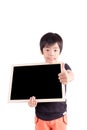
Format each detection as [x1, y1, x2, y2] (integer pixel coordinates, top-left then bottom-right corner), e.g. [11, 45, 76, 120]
[61, 62, 65, 72]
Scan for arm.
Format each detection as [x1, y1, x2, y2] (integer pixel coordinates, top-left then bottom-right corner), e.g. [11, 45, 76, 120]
[66, 69, 74, 82]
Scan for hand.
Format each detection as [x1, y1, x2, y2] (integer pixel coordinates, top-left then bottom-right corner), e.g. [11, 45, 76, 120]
[58, 63, 69, 85]
[28, 96, 37, 107]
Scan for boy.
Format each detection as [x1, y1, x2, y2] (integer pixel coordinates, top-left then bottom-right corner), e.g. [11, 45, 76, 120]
[28, 32, 74, 130]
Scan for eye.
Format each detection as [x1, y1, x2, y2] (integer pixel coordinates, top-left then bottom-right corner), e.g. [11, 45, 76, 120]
[46, 49, 50, 51]
[54, 49, 58, 52]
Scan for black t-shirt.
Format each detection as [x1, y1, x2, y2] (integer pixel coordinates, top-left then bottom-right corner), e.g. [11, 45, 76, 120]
[35, 63, 71, 120]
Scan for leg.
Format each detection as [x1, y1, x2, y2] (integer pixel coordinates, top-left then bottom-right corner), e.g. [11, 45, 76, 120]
[35, 117, 50, 130]
[51, 115, 67, 130]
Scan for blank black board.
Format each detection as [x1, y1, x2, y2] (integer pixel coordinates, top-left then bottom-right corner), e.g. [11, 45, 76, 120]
[9, 63, 65, 102]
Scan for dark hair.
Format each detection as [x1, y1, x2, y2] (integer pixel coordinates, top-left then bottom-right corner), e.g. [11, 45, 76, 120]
[40, 32, 63, 53]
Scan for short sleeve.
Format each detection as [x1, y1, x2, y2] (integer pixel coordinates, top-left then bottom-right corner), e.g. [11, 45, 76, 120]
[65, 63, 71, 70]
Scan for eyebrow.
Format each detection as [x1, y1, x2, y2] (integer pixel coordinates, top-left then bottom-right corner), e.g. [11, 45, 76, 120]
[45, 46, 59, 49]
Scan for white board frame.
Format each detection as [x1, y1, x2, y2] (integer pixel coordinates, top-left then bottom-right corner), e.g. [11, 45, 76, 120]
[8, 62, 66, 103]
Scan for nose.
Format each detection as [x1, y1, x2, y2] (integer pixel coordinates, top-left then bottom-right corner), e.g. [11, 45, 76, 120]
[49, 50, 54, 56]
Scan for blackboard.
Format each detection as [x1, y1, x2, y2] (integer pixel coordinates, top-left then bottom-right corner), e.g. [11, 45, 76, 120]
[9, 63, 65, 102]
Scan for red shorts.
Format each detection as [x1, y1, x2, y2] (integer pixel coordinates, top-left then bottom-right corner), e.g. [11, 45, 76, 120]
[35, 115, 67, 130]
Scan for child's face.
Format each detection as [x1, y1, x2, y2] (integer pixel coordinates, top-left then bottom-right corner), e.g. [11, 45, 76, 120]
[42, 42, 60, 63]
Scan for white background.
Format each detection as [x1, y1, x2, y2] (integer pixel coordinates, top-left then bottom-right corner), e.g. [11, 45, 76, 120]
[0, 0, 87, 130]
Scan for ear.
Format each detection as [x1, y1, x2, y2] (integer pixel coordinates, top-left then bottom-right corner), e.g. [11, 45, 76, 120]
[41, 50, 43, 54]
[40, 50, 43, 54]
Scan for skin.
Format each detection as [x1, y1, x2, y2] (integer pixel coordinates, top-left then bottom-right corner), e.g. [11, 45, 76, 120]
[28, 42, 74, 107]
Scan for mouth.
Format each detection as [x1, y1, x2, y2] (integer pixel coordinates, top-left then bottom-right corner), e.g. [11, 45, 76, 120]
[47, 58, 57, 62]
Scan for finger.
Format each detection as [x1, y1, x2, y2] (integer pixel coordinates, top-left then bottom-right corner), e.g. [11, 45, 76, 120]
[61, 62, 65, 72]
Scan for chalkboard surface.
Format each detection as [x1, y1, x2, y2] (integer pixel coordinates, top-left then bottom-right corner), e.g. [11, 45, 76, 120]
[9, 63, 65, 102]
